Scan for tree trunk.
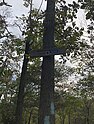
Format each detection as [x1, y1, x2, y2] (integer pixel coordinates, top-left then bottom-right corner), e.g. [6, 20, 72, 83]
[15, 1, 33, 124]
[15, 41, 29, 124]
[38, 0, 55, 124]
[38, 56, 55, 124]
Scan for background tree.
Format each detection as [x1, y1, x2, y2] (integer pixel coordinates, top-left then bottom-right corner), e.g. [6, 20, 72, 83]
[0, 0, 94, 124]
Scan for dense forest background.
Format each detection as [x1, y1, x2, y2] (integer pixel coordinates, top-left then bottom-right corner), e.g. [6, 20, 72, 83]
[0, 0, 94, 124]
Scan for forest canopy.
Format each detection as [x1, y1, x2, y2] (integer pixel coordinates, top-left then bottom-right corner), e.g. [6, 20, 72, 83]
[0, 0, 94, 124]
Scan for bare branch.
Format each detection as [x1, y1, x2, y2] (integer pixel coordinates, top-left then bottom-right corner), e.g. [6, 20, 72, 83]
[0, 0, 12, 7]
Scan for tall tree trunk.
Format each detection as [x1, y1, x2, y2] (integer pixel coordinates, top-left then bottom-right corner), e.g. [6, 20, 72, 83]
[38, 0, 55, 124]
[15, 1, 33, 124]
[39, 56, 55, 124]
[15, 41, 29, 124]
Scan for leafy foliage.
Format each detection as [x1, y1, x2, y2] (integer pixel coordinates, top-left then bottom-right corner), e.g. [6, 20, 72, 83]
[0, 0, 94, 124]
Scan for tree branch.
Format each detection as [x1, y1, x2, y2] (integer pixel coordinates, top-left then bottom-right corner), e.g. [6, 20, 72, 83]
[0, 0, 12, 7]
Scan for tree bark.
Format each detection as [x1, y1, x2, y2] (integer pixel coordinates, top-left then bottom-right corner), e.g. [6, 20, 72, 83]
[15, 41, 29, 124]
[38, 56, 55, 124]
[38, 0, 55, 124]
[15, 1, 33, 124]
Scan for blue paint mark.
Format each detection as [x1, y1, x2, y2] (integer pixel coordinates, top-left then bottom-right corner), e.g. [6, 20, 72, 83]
[51, 102, 55, 115]
[44, 116, 50, 124]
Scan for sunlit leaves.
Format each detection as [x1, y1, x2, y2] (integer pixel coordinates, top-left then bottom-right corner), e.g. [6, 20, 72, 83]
[55, 0, 85, 57]
[79, 0, 94, 20]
